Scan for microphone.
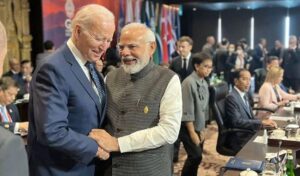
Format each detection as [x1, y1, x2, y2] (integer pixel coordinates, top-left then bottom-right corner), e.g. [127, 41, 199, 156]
[275, 140, 283, 173]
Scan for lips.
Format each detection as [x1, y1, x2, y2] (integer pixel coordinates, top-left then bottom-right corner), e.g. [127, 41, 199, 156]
[122, 57, 137, 65]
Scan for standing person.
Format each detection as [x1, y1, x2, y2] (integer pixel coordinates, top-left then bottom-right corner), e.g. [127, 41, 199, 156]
[27, 4, 115, 176]
[250, 38, 267, 74]
[89, 23, 182, 176]
[35, 40, 55, 66]
[180, 52, 213, 176]
[169, 36, 194, 82]
[282, 35, 300, 92]
[202, 35, 215, 56]
[169, 36, 194, 162]
[3, 57, 22, 82]
[0, 20, 28, 176]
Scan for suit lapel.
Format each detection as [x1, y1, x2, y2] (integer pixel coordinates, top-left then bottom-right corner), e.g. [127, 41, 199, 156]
[62, 45, 103, 118]
[233, 89, 253, 119]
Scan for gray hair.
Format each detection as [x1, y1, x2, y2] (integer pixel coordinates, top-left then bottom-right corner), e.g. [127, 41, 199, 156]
[121, 23, 155, 42]
[71, 4, 114, 31]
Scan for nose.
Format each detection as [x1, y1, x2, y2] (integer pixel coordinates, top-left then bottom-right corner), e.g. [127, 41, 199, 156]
[120, 47, 131, 57]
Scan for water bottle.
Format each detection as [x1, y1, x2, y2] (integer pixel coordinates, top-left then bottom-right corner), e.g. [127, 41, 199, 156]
[285, 149, 295, 176]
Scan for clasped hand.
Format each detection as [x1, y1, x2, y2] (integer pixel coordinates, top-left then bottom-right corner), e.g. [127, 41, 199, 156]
[89, 129, 120, 160]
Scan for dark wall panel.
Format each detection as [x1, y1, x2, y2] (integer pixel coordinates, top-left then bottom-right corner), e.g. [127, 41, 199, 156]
[181, 6, 300, 51]
[254, 8, 285, 48]
[290, 7, 300, 38]
[222, 9, 251, 45]
[181, 8, 218, 52]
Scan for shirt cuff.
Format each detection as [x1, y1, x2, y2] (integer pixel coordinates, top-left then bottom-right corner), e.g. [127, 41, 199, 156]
[117, 136, 131, 153]
[14, 122, 20, 134]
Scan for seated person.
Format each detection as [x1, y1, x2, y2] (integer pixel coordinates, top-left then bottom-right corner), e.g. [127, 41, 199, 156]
[254, 56, 280, 93]
[259, 66, 299, 110]
[225, 69, 277, 153]
[0, 77, 28, 133]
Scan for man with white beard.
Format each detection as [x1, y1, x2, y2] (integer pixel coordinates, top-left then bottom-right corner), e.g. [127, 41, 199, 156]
[89, 23, 182, 176]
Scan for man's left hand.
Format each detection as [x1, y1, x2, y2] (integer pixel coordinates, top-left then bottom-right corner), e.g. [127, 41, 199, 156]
[89, 129, 120, 152]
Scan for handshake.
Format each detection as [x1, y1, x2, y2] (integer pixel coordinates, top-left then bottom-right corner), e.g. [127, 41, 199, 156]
[88, 129, 120, 160]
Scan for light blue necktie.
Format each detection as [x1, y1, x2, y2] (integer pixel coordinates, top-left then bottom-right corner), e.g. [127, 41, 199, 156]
[0, 106, 10, 122]
[85, 62, 105, 104]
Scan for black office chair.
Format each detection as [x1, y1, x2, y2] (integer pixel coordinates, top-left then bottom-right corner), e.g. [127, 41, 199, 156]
[210, 82, 255, 156]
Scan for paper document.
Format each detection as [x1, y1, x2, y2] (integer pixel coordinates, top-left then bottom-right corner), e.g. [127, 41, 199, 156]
[269, 115, 294, 121]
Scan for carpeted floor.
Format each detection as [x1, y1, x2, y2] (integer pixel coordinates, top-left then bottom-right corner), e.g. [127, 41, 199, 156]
[173, 121, 230, 176]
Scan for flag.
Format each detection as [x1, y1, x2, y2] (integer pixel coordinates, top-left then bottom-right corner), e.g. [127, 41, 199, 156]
[125, 0, 134, 24]
[118, 0, 125, 37]
[160, 5, 169, 63]
[134, 0, 141, 22]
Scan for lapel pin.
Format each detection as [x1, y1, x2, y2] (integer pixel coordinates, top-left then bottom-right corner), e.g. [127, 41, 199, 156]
[144, 106, 149, 114]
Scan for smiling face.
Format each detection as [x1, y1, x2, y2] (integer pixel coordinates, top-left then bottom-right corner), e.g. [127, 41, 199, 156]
[74, 20, 115, 63]
[118, 24, 156, 74]
[71, 5, 115, 63]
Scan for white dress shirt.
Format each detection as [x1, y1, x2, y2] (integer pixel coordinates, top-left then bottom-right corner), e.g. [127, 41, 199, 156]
[67, 39, 99, 97]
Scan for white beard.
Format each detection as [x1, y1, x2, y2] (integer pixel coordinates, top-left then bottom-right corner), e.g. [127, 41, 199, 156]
[122, 58, 149, 74]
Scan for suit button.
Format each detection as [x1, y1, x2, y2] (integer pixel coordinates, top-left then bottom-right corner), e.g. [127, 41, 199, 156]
[116, 128, 122, 132]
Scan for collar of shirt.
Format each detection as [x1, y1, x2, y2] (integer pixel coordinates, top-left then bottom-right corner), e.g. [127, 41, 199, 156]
[181, 52, 191, 61]
[11, 70, 19, 75]
[181, 52, 191, 68]
[234, 86, 246, 100]
[67, 39, 90, 80]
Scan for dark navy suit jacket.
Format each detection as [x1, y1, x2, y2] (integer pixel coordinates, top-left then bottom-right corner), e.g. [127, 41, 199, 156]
[27, 44, 106, 176]
[224, 88, 262, 152]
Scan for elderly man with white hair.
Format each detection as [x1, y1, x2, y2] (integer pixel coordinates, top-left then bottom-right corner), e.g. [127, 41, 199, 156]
[27, 4, 115, 176]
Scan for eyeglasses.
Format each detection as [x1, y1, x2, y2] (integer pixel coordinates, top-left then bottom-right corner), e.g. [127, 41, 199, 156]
[82, 27, 112, 45]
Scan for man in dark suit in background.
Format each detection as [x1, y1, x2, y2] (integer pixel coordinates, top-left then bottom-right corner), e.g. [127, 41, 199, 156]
[35, 40, 55, 66]
[3, 57, 22, 83]
[169, 36, 194, 82]
[250, 38, 267, 74]
[0, 77, 28, 133]
[224, 69, 276, 153]
[27, 4, 115, 176]
[282, 35, 300, 92]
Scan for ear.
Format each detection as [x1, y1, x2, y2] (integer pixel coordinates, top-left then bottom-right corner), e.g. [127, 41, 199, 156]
[149, 41, 157, 55]
[194, 63, 200, 71]
[234, 78, 238, 85]
[73, 25, 82, 41]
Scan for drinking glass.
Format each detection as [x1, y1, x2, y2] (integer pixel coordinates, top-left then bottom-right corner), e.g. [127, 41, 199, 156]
[262, 163, 276, 176]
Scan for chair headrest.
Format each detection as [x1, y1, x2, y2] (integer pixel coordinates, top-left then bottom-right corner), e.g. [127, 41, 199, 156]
[211, 82, 228, 102]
